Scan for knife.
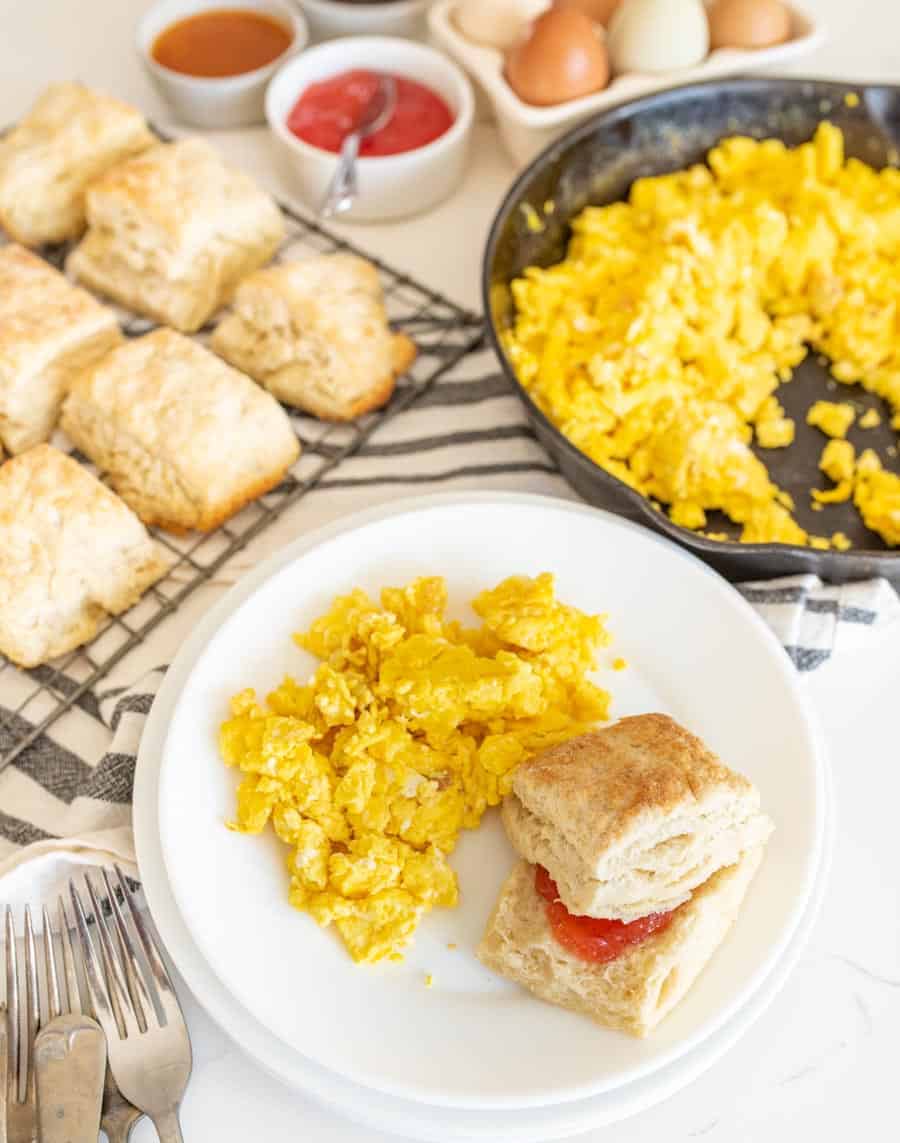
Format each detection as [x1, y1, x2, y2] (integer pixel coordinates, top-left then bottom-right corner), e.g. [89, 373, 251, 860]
[34, 1014, 106, 1143]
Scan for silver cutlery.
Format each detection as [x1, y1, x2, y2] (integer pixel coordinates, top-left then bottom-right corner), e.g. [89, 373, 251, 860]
[69, 868, 192, 1143]
[35, 903, 106, 1143]
[3, 907, 38, 1143]
[54, 898, 144, 1143]
[0, 1001, 6, 1143]
[3, 895, 146, 1143]
[54, 899, 143, 1143]
[319, 73, 397, 219]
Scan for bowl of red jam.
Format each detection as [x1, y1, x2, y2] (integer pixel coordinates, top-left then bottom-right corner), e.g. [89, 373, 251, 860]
[265, 36, 474, 221]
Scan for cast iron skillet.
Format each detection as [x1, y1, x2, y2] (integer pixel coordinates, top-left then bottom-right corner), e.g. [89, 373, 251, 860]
[483, 77, 900, 582]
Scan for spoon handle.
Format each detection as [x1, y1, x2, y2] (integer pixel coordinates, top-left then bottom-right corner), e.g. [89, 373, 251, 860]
[320, 132, 362, 219]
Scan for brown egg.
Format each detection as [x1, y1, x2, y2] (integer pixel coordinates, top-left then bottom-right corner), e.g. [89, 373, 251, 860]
[506, 8, 609, 106]
[553, 0, 621, 26]
[708, 0, 792, 50]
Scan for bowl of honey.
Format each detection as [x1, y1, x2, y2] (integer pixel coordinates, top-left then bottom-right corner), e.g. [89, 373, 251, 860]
[138, 0, 307, 128]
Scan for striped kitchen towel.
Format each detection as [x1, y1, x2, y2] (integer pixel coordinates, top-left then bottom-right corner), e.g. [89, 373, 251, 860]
[736, 575, 900, 672]
[0, 346, 898, 868]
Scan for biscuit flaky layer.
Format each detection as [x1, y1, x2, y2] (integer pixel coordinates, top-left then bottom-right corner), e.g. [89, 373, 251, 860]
[503, 714, 774, 922]
[0, 245, 122, 456]
[211, 253, 417, 421]
[0, 445, 170, 668]
[0, 82, 154, 246]
[61, 329, 300, 533]
[478, 849, 764, 1038]
[66, 138, 285, 333]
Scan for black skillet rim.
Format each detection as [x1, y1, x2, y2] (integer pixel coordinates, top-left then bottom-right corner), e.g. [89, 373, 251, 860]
[481, 75, 900, 572]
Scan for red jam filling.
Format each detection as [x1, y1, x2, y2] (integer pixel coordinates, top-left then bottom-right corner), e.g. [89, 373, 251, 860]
[286, 69, 455, 158]
[535, 865, 674, 964]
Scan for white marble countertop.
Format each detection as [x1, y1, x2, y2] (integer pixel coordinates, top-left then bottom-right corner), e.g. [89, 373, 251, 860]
[4, 2, 900, 1139]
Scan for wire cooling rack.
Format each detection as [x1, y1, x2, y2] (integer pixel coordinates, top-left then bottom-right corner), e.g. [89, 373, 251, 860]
[0, 201, 484, 774]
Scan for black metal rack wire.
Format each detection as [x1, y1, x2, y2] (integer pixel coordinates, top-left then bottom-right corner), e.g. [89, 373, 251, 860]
[0, 201, 484, 774]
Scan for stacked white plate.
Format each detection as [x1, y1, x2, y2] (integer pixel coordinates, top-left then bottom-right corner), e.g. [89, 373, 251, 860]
[135, 493, 832, 1141]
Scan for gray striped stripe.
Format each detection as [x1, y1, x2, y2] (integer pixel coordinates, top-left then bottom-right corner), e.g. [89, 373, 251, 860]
[24, 665, 103, 722]
[738, 587, 878, 626]
[804, 599, 877, 624]
[0, 707, 93, 804]
[109, 692, 157, 733]
[298, 424, 537, 460]
[413, 375, 513, 408]
[737, 586, 806, 604]
[79, 752, 136, 804]
[316, 459, 559, 490]
[0, 809, 54, 846]
[784, 646, 832, 671]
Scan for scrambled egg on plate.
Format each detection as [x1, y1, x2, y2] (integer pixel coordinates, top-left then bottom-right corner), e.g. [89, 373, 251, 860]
[504, 123, 900, 548]
[220, 574, 610, 963]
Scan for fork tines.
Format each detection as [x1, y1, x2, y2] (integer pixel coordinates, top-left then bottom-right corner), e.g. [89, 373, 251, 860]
[68, 866, 187, 1042]
[67, 868, 191, 1136]
[4, 897, 85, 1112]
[3, 880, 155, 1143]
[4, 903, 39, 1108]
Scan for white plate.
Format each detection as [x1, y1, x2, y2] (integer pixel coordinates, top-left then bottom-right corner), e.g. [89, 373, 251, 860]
[135, 653, 837, 1143]
[136, 491, 833, 1140]
[135, 682, 833, 1143]
[156, 494, 825, 1110]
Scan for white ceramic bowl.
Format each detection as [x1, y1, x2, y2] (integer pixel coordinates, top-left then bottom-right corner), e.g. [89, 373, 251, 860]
[429, 0, 825, 166]
[137, 0, 308, 129]
[297, 0, 429, 42]
[265, 37, 474, 221]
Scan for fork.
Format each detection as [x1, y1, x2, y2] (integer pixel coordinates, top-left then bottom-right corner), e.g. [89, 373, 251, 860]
[52, 899, 143, 1143]
[3, 906, 38, 1143]
[69, 868, 192, 1143]
[0, 997, 6, 1143]
[3, 899, 144, 1143]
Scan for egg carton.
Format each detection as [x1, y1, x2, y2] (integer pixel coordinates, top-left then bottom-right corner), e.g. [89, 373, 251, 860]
[428, 0, 824, 165]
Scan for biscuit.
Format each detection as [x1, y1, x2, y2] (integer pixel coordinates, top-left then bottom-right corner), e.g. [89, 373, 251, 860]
[61, 328, 301, 532]
[478, 851, 764, 1037]
[503, 715, 773, 922]
[210, 253, 416, 420]
[0, 244, 121, 454]
[0, 83, 154, 246]
[0, 445, 170, 668]
[66, 139, 285, 332]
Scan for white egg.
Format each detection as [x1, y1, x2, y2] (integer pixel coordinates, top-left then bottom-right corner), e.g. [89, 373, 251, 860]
[454, 0, 551, 51]
[607, 0, 709, 73]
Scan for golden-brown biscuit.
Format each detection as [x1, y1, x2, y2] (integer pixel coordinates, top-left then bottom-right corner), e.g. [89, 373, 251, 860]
[66, 139, 285, 332]
[0, 244, 121, 454]
[0, 445, 170, 668]
[61, 328, 300, 532]
[0, 83, 154, 246]
[478, 850, 764, 1038]
[502, 715, 773, 921]
[210, 253, 416, 420]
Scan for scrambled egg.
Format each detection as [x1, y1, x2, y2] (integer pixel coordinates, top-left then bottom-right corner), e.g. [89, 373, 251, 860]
[859, 408, 882, 429]
[504, 123, 900, 548]
[814, 439, 856, 504]
[807, 400, 856, 439]
[811, 438, 900, 540]
[219, 574, 610, 963]
[855, 449, 900, 545]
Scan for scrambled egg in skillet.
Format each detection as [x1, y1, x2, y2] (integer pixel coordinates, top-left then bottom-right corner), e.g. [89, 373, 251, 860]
[503, 123, 900, 548]
[220, 574, 610, 963]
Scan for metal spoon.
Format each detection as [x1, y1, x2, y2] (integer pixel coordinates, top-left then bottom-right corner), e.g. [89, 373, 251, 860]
[319, 74, 397, 219]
